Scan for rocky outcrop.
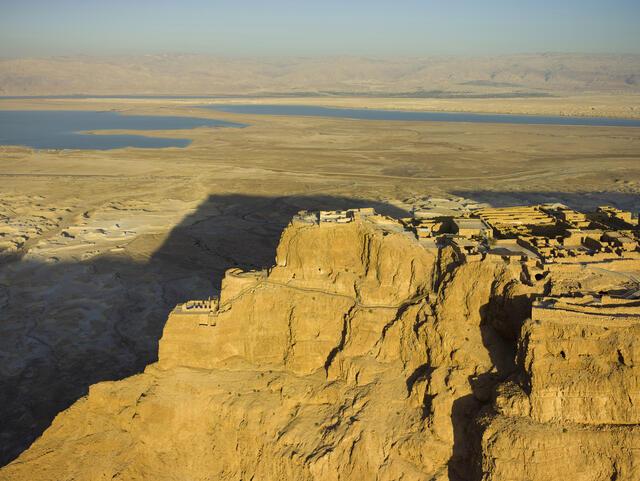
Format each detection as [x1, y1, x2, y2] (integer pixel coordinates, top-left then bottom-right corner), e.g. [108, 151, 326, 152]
[159, 219, 436, 378]
[480, 295, 640, 481]
[478, 414, 640, 481]
[1, 213, 638, 480]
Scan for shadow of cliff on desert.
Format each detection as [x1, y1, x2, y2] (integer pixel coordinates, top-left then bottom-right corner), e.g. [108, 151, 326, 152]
[451, 190, 640, 212]
[0, 193, 408, 466]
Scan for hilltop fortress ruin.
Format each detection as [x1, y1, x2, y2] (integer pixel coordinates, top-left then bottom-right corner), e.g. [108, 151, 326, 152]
[171, 202, 640, 335]
[3, 202, 640, 481]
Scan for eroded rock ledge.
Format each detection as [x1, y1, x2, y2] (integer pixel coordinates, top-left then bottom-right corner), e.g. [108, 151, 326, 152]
[2, 206, 639, 481]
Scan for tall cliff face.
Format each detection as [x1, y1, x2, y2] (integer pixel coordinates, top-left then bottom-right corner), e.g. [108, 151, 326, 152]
[158, 219, 437, 380]
[1, 214, 637, 480]
[480, 296, 640, 481]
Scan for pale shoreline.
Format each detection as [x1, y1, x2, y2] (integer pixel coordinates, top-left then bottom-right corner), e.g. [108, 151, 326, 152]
[195, 94, 640, 120]
[1, 93, 639, 120]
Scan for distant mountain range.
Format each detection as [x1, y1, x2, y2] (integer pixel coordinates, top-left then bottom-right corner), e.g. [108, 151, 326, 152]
[1, 53, 639, 96]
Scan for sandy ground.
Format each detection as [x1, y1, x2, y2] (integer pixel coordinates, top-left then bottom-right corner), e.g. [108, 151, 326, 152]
[0, 97, 639, 465]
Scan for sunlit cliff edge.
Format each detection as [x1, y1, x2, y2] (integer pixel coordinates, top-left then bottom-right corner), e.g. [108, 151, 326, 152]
[1, 205, 639, 481]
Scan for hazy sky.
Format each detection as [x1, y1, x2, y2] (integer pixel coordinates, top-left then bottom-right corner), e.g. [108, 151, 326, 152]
[1, 0, 639, 57]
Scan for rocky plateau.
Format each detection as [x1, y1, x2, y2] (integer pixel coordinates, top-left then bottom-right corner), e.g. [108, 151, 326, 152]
[1, 206, 638, 480]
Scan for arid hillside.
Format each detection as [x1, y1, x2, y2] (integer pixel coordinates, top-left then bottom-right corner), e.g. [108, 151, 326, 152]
[1, 53, 639, 96]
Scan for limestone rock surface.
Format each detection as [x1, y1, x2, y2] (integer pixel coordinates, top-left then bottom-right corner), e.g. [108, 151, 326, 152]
[2, 214, 639, 480]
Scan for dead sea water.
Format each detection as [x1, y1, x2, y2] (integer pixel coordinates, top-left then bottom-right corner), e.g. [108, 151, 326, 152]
[0, 110, 244, 150]
[206, 104, 640, 127]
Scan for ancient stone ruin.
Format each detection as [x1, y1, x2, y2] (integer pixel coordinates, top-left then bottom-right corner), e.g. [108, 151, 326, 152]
[2, 203, 639, 480]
